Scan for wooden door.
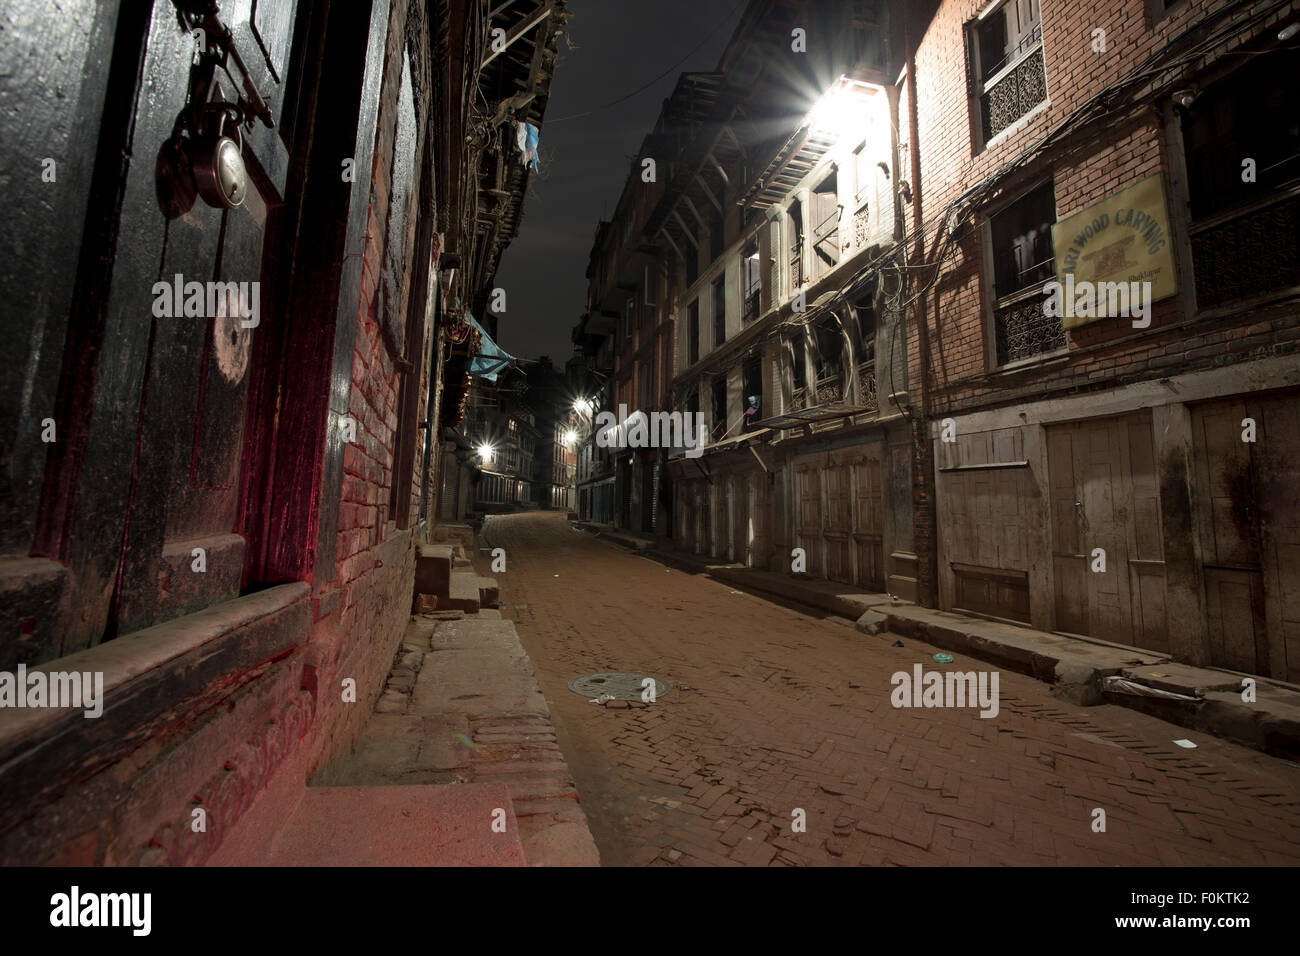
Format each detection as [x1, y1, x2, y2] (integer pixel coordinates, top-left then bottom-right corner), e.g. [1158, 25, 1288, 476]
[853, 451, 885, 590]
[1048, 413, 1168, 650]
[117, 4, 298, 635]
[22, 1, 300, 650]
[794, 463, 822, 577]
[1193, 394, 1300, 679]
[825, 462, 853, 583]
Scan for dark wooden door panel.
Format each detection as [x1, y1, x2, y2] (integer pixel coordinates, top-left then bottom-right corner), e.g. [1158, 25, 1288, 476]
[1048, 413, 1166, 650]
[1205, 568, 1268, 675]
[43, 0, 299, 642]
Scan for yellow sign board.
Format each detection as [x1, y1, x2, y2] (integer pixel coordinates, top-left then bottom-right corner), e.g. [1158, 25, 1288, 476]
[1051, 173, 1178, 328]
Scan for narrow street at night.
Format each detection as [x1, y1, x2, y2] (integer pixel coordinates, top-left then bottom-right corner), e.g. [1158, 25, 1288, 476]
[483, 511, 1300, 867]
[4, 0, 1300, 939]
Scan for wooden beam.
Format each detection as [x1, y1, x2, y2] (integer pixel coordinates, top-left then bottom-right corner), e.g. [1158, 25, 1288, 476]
[682, 194, 707, 228]
[660, 228, 685, 261]
[670, 211, 699, 248]
[723, 125, 746, 159]
[481, 2, 554, 70]
[709, 156, 730, 187]
[698, 176, 723, 214]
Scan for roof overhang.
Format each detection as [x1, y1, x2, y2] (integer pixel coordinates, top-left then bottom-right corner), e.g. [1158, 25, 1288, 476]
[749, 403, 867, 430]
[741, 77, 884, 210]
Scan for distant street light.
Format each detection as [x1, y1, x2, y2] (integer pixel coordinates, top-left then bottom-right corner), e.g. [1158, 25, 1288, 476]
[478, 443, 494, 464]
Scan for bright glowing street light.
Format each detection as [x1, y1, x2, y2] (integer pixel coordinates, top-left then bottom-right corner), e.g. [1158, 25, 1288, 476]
[573, 397, 593, 415]
[477, 443, 494, 464]
[807, 77, 878, 137]
[562, 429, 578, 446]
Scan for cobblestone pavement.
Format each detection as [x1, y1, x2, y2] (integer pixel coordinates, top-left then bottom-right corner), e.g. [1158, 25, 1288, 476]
[481, 511, 1300, 867]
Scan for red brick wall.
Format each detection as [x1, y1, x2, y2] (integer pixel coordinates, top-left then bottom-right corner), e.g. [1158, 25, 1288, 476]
[907, 0, 1300, 418]
[311, 0, 424, 771]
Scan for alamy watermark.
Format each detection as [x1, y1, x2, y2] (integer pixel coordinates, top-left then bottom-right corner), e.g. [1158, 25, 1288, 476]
[595, 405, 707, 459]
[891, 664, 999, 718]
[1043, 275, 1152, 328]
[0, 664, 104, 718]
[151, 273, 260, 328]
[50, 886, 150, 936]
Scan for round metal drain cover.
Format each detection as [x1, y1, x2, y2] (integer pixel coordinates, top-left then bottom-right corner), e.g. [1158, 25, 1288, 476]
[568, 672, 672, 701]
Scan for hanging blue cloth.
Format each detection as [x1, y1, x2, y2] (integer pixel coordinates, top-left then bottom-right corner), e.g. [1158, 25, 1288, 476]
[466, 314, 516, 382]
[516, 121, 540, 171]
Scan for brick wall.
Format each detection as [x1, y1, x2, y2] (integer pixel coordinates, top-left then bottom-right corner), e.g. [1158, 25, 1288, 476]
[303, 0, 423, 779]
[907, 0, 1300, 419]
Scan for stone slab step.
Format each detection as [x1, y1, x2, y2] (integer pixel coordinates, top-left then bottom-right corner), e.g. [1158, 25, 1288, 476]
[429, 523, 476, 551]
[430, 618, 523, 651]
[266, 783, 525, 866]
[414, 544, 453, 602]
[444, 572, 482, 612]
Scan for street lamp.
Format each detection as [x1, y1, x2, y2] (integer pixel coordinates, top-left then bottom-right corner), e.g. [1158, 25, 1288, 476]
[477, 443, 494, 464]
[807, 77, 878, 137]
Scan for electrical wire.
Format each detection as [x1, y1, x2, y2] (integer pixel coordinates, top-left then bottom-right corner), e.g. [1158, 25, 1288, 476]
[545, 0, 748, 124]
[669, 0, 1291, 426]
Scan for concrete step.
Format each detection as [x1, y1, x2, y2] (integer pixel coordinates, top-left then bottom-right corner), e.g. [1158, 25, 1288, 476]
[429, 617, 524, 651]
[266, 783, 525, 866]
[412, 619, 547, 718]
[429, 522, 476, 552]
[444, 571, 482, 612]
[414, 544, 453, 603]
[858, 602, 1300, 760]
[477, 575, 499, 606]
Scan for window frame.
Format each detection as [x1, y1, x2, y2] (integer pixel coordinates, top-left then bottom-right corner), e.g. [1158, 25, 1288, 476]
[968, 0, 1047, 151]
[980, 176, 1066, 369]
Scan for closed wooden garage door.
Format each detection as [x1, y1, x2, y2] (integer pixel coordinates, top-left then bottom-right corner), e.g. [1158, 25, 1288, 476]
[1048, 412, 1169, 651]
[1193, 392, 1300, 680]
[792, 447, 884, 589]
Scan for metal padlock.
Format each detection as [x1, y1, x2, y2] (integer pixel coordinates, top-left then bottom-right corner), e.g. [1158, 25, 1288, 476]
[192, 110, 247, 209]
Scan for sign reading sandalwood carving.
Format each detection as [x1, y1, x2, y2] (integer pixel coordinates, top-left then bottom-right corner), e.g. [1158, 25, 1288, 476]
[1051, 173, 1178, 328]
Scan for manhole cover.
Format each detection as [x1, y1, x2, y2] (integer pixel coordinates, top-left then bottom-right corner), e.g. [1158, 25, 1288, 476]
[568, 672, 672, 701]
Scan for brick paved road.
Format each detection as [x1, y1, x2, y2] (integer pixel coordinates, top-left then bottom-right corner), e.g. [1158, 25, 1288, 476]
[482, 511, 1300, 867]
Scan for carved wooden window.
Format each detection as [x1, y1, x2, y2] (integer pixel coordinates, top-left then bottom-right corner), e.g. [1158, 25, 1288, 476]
[970, 0, 1045, 145]
[991, 179, 1056, 297]
[989, 179, 1064, 364]
[1183, 52, 1300, 308]
[810, 315, 845, 403]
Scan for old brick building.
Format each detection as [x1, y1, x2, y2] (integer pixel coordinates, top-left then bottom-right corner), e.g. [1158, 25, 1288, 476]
[582, 0, 916, 585]
[581, 0, 1299, 684]
[905, 0, 1300, 681]
[0, 0, 564, 864]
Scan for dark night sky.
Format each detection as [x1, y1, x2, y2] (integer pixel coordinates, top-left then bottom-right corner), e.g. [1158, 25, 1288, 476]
[488, 0, 747, 365]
